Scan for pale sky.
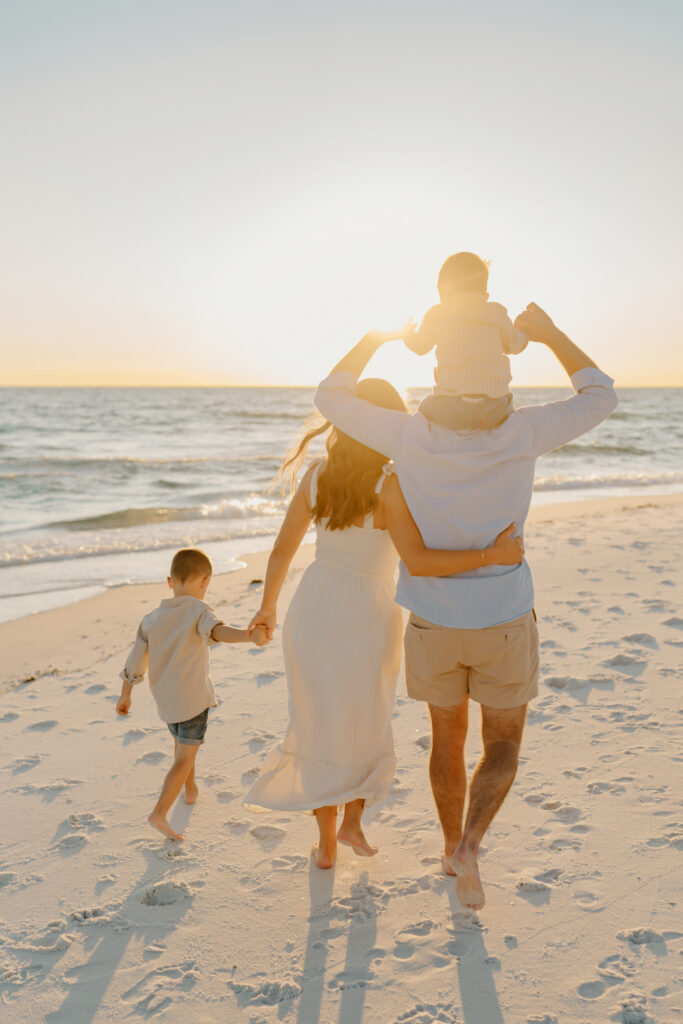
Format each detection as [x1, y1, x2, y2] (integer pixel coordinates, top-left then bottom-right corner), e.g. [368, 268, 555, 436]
[1, 0, 682, 388]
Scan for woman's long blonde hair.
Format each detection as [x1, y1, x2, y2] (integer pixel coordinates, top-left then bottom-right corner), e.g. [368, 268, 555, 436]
[281, 378, 407, 531]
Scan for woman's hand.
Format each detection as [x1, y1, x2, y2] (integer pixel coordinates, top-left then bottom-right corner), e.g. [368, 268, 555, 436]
[489, 524, 524, 565]
[364, 320, 416, 345]
[248, 608, 277, 641]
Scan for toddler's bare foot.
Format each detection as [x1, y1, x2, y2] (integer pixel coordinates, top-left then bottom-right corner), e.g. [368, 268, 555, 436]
[337, 823, 377, 857]
[148, 812, 184, 842]
[449, 844, 484, 910]
[184, 782, 199, 805]
[312, 842, 336, 870]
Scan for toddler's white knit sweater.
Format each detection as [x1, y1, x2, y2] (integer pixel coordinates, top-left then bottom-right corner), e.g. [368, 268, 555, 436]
[405, 293, 528, 398]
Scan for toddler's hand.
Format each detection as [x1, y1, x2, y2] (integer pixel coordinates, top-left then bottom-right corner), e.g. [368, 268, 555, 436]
[116, 695, 131, 715]
[250, 624, 270, 647]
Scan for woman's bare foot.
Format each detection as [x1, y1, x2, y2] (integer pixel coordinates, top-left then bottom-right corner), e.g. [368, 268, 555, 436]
[183, 782, 199, 805]
[449, 844, 484, 909]
[148, 812, 184, 842]
[312, 842, 336, 869]
[337, 823, 377, 857]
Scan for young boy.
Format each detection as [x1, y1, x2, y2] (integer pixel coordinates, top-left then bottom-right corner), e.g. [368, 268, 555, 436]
[116, 547, 268, 841]
[404, 251, 528, 430]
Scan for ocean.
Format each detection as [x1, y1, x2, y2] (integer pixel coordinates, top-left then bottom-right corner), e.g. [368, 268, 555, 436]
[1, 386, 681, 624]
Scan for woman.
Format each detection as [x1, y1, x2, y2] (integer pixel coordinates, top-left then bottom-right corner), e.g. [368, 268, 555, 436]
[244, 376, 523, 868]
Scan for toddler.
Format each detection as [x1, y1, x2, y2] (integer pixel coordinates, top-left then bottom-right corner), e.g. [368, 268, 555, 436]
[404, 252, 528, 430]
[116, 547, 268, 841]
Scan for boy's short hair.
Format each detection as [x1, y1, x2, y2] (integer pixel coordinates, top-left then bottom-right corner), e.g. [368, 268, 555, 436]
[170, 548, 213, 581]
[438, 252, 490, 294]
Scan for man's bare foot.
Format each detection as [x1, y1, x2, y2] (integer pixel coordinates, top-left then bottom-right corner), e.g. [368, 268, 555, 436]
[449, 845, 484, 910]
[337, 823, 377, 857]
[312, 842, 336, 869]
[183, 782, 199, 805]
[148, 812, 184, 841]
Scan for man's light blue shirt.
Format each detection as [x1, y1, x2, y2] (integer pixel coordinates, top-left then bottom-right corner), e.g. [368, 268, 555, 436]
[314, 368, 618, 629]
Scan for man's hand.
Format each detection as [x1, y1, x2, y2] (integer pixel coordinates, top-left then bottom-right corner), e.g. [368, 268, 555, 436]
[248, 608, 276, 642]
[513, 303, 560, 345]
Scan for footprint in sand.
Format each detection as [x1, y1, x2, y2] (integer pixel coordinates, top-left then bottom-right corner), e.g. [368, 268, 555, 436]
[84, 683, 106, 694]
[249, 824, 286, 842]
[122, 960, 201, 1014]
[7, 755, 41, 774]
[622, 633, 658, 649]
[271, 854, 308, 872]
[140, 880, 202, 906]
[393, 1001, 459, 1023]
[52, 833, 88, 853]
[0, 871, 17, 887]
[256, 671, 284, 687]
[415, 735, 431, 750]
[227, 979, 301, 1009]
[662, 616, 683, 630]
[0, 712, 19, 723]
[25, 720, 58, 732]
[137, 750, 166, 765]
[602, 654, 648, 675]
[216, 791, 237, 803]
[65, 811, 105, 833]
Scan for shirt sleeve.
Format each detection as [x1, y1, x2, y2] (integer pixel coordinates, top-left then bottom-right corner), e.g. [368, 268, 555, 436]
[120, 622, 149, 685]
[314, 371, 410, 460]
[490, 303, 528, 355]
[197, 606, 224, 643]
[518, 368, 618, 457]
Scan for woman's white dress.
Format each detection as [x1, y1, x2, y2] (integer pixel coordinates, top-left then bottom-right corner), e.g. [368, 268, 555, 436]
[244, 463, 403, 812]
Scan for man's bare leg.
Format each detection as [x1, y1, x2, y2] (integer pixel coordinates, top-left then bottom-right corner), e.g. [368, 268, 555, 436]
[428, 700, 469, 873]
[451, 703, 527, 909]
[148, 742, 200, 841]
[337, 798, 377, 856]
[313, 805, 338, 869]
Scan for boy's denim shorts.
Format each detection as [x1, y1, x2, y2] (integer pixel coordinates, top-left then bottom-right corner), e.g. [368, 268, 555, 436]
[167, 708, 209, 746]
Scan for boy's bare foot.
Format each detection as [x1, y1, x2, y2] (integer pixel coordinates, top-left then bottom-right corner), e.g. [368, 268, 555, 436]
[148, 812, 184, 842]
[312, 842, 336, 870]
[337, 823, 377, 857]
[449, 845, 484, 910]
[183, 782, 199, 805]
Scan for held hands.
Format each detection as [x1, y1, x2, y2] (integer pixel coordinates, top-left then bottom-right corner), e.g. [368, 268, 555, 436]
[249, 623, 270, 647]
[513, 303, 559, 346]
[490, 524, 525, 565]
[248, 608, 276, 643]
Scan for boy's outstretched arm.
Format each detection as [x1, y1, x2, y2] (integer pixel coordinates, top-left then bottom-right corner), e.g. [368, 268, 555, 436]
[117, 623, 149, 714]
[211, 623, 269, 646]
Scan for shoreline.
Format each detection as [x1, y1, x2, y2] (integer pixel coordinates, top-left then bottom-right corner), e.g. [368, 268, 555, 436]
[3, 489, 682, 691]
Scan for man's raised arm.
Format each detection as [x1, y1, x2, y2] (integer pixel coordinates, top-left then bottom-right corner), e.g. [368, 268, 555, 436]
[314, 327, 413, 459]
[513, 303, 618, 456]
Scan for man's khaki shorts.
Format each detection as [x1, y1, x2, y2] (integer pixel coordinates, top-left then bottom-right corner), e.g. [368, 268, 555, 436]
[404, 610, 539, 709]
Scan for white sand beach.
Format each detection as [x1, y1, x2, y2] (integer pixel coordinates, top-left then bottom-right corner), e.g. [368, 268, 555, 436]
[1, 494, 681, 1024]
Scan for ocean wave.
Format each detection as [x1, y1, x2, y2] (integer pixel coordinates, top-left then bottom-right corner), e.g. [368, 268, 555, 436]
[50, 496, 288, 531]
[534, 471, 683, 492]
[0, 519, 283, 568]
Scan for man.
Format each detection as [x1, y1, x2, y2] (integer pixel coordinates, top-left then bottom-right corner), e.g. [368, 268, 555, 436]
[314, 303, 618, 909]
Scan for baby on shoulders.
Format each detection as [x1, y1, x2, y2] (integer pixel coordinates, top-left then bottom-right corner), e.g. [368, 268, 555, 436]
[404, 252, 527, 430]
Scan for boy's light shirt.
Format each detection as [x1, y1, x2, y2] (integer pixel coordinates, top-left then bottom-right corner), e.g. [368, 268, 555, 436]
[314, 367, 618, 629]
[121, 595, 223, 723]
